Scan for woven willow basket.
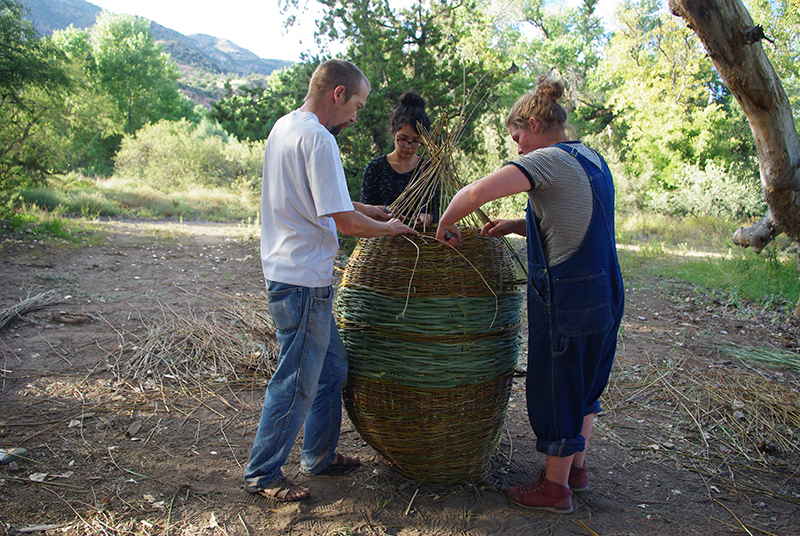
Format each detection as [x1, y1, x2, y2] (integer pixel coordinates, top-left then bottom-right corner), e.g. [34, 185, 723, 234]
[336, 230, 524, 483]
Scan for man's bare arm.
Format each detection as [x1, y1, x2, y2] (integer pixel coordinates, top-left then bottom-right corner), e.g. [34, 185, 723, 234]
[332, 211, 417, 238]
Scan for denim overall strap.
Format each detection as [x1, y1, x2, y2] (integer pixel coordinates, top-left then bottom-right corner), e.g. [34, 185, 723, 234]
[552, 143, 619, 256]
[547, 143, 624, 338]
[525, 142, 625, 457]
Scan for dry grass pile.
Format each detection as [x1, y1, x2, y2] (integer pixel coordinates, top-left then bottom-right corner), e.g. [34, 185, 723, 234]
[606, 346, 800, 512]
[0, 290, 62, 330]
[115, 293, 279, 392]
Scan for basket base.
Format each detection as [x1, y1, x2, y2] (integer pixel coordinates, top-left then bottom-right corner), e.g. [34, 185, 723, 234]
[343, 371, 515, 484]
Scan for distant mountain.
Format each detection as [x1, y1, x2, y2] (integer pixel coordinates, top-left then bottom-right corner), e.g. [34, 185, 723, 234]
[19, 0, 294, 108]
[20, 0, 99, 34]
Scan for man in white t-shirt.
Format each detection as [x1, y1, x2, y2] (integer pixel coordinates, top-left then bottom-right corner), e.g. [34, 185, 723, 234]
[244, 59, 418, 502]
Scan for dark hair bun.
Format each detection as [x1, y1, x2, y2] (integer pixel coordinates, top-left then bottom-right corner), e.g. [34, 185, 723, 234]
[400, 91, 426, 110]
[389, 91, 432, 134]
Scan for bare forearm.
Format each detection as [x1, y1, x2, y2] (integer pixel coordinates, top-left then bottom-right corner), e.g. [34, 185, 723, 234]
[483, 218, 527, 237]
[336, 212, 390, 237]
[333, 211, 417, 238]
[439, 184, 482, 228]
[352, 201, 391, 221]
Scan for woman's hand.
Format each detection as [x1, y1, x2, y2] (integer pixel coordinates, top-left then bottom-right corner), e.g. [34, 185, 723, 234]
[435, 222, 461, 247]
[481, 218, 524, 237]
[414, 213, 434, 229]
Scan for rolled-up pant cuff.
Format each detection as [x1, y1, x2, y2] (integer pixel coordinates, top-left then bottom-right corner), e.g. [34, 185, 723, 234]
[536, 436, 586, 457]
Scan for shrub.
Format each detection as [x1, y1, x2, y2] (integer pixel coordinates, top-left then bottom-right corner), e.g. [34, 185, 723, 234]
[114, 119, 263, 191]
[645, 161, 765, 220]
[17, 187, 64, 210]
[65, 190, 121, 217]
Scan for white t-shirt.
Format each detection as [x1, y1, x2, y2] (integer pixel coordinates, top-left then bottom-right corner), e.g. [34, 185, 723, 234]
[260, 109, 355, 287]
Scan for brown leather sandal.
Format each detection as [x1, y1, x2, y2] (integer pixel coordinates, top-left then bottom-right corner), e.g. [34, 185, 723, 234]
[315, 452, 361, 476]
[254, 476, 310, 502]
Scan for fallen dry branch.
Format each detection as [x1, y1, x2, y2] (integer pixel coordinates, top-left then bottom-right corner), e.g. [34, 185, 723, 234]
[0, 289, 62, 330]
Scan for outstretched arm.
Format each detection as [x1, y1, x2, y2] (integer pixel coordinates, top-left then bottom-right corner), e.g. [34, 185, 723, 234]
[435, 164, 530, 246]
[332, 210, 418, 238]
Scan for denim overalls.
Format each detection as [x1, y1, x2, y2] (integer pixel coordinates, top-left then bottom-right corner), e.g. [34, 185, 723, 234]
[524, 142, 625, 457]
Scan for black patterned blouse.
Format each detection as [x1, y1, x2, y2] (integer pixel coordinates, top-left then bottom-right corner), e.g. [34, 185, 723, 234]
[360, 155, 439, 218]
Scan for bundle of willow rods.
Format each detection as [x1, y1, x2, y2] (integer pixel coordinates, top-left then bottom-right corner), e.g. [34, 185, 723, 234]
[121, 295, 280, 391]
[0, 290, 61, 330]
[338, 112, 524, 483]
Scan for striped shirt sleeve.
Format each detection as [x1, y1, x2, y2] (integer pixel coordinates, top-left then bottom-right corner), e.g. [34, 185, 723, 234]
[512, 144, 595, 266]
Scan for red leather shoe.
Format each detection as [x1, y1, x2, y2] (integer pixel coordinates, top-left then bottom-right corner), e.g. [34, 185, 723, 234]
[505, 472, 573, 514]
[568, 462, 589, 492]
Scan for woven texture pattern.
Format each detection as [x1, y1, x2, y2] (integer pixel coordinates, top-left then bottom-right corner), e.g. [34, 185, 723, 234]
[336, 230, 524, 483]
[343, 373, 515, 483]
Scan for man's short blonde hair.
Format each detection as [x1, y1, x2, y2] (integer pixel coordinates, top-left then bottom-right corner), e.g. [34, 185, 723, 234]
[305, 59, 371, 102]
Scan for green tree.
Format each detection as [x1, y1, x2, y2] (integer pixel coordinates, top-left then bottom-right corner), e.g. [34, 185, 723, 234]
[592, 0, 757, 210]
[745, 0, 800, 125]
[114, 118, 263, 191]
[515, 0, 607, 108]
[50, 25, 122, 175]
[286, 0, 506, 195]
[210, 82, 272, 142]
[210, 61, 314, 143]
[0, 0, 69, 193]
[446, 0, 613, 216]
[90, 11, 193, 134]
[215, 1, 511, 196]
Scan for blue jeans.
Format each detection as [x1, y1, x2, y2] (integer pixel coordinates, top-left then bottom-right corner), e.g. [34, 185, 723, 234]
[243, 281, 348, 490]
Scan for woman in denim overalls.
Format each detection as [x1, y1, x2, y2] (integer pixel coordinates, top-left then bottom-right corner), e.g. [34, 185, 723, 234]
[436, 75, 624, 514]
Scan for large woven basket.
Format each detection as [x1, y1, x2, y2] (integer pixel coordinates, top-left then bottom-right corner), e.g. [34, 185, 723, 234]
[336, 230, 524, 483]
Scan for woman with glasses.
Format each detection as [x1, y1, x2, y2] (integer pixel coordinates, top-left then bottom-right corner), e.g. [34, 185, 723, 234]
[360, 91, 438, 228]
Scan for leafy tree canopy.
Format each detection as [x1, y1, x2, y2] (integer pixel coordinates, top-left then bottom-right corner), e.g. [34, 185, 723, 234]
[90, 10, 194, 134]
[50, 24, 122, 175]
[210, 60, 315, 144]
[0, 0, 69, 194]
[266, 0, 512, 195]
[745, 0, 800, 122]
[593, 0, 755, 188]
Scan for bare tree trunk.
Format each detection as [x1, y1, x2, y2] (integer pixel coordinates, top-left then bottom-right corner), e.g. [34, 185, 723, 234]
[668, 0, 800, 315]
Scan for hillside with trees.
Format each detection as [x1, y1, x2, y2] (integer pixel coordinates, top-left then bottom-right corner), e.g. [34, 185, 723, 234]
[19, 0, 293, 107]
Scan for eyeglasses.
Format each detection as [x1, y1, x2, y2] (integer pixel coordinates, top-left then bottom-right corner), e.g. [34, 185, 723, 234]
[394, 136, 423, 148]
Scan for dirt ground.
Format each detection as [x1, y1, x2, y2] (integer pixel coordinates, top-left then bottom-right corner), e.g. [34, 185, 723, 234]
[0, 219, 798, 536]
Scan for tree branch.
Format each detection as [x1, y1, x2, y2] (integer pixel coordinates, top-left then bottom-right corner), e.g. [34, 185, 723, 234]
[732, 210, 782, 254]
